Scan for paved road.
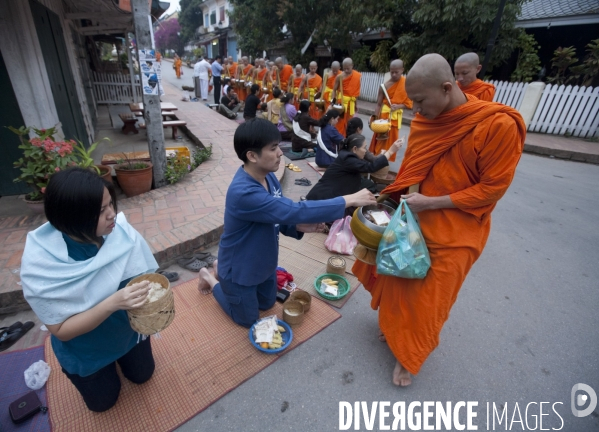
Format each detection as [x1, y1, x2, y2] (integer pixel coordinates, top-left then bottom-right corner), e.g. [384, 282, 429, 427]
[159, 62, 599, 431]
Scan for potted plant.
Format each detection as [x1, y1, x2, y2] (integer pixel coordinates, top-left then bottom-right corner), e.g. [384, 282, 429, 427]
[114, 154, 153, 197]
[72, 138, 113, 183]
[10, 125, 79, 213]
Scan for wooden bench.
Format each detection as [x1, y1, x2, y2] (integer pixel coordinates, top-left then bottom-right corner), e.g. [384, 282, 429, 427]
[118, 113, 139, 135]
[139, 120, 187, 139]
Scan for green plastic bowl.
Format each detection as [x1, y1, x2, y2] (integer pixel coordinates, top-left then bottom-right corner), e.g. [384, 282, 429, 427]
[314, 273, 350, 301]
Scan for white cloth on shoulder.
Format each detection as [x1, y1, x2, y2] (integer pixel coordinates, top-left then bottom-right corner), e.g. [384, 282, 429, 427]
[293, 119, 313, 142]
[317, 129, 338, 159]
[21, 212, 158, 325]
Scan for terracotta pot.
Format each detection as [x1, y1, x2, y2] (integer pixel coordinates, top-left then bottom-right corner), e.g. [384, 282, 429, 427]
[115, 162, 153, 197]
[24, 196, 45, 215]
[96, 165, 113, 184]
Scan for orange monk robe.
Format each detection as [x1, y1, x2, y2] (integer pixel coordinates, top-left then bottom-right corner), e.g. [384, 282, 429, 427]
[352, 95, 526, 375]
[458, 79, 496, 102]
[266, 69, 278, 102]
[156, 52, 161, 62]
[292, 75, 304, 109]
[279, 64, 293, 92]
[334, 71, 361, 135]
[369, 76, 412, 162]
[306, 74, 323, 120]
[323, 71, 340, 111]
[174, 58, 182, 78]
[228, 62, 238, 79]
[256, 68, 268, 98]
[238, 65, 253, 101]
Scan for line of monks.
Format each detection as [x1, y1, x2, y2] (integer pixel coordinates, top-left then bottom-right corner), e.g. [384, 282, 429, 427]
[219, 53, 496, 162]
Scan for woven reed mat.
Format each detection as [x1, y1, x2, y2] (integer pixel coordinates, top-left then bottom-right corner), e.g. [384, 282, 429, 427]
[43, 279, 340, 432]
[279, 232, 359, 309]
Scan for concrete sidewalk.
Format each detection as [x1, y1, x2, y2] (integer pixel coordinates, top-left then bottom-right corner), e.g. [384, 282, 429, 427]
[357, 99, 599, 164]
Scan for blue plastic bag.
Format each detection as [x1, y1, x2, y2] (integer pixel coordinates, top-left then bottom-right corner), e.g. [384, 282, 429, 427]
[376, 200, 431, 279]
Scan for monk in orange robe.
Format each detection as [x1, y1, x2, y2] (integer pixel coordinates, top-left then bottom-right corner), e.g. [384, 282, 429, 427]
[289, 65, 305, 110]
[226, 56, 238, 80]
[323, 61, 340, 112]
[455, 52, 495, 101]
[173, 54, 182, 79]
[275, 57, 293, 93]
[369, 60, 412, 162]
[254, 59, 268, 100]
[236, 56, 253, 101]
[298, 61, 323, 120]
[265, 61, 279, 102]
[331, 58, 361, 135]
[352, 53, 525, 386]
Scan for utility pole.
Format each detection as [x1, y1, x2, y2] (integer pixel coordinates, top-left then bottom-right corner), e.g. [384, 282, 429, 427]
[131, 0, 166, 188]
[480, 0, 508, 78]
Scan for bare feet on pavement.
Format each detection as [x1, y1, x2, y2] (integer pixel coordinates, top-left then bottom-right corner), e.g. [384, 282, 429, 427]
[392, 361, 412, 387]
[197, 260, 218, 295]
[378, 331, 386, 342]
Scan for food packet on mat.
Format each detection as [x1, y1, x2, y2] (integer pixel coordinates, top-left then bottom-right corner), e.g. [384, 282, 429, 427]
[376, 200, 431, 279]
[253, 315, 278, 344]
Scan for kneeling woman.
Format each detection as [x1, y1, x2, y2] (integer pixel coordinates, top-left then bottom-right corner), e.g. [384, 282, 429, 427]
[307, 134, 403, 201]
[21, 168, 158, 412]
[197, 119, 376, 327]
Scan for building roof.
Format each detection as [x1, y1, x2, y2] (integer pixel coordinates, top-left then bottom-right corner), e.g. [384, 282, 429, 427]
[516, 0, 599, 28]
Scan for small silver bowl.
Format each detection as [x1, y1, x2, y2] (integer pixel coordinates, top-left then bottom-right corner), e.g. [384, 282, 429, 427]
[356, 204, 395, 233]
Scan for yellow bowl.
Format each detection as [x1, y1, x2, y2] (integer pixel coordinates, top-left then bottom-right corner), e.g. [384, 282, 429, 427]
[370, 120, 391, 134]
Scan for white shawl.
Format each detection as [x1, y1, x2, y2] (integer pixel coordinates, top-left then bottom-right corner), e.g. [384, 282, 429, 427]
[293, 119, 313, 142]
[21, 212, 158, 325]
[317, 129, 338, 159]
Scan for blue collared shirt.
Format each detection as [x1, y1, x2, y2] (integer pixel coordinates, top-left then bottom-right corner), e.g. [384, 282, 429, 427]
[211, 61, 223, 77]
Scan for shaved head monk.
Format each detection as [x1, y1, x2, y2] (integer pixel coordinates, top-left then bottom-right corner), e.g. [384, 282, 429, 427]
[352, 53, 525, 386]
[290, 65, 305, 109]
[331, 58, 361, 135]
[236, 56, 252, 101]
[369, 59, 412, 161]
[454, 52, 496, 101]
[298, 61, 324, 119]
[323, 61, 341, 111]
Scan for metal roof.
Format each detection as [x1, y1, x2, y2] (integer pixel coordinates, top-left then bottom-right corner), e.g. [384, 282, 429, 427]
[517, 0, 599, 27]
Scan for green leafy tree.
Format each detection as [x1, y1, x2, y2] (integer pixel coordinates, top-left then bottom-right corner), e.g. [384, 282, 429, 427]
[370, 40, 395, 73]
[547, 46, 578, 85]
[351, 45, 372, 71]
[179, 0, 204, 44]
[569, 39, 599, 87]
[510, 32, 541, 82]
[393, 0, 525, 70]
[229, 0, 284, 57]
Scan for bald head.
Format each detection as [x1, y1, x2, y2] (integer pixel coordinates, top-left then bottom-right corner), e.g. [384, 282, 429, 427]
[331, 61, 340, 73]
[390, 59, 404, 82]
[342, 58, 353, 75]
[454, 52, 482, 87]
[275, 57, 283, 67]
[309, 61, 317, 73]
[295, 64, 303, 75]
[455, 52, 480, 68]
[405, 54, 465, 119]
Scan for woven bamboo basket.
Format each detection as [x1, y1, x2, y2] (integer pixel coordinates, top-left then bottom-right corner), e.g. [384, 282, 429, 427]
[283, 300, 305, 326]
[326, 256, 346, 276]
[370, 119, 391, 134]
[126, 273, 175, 335]
[289, 290, 311, 312]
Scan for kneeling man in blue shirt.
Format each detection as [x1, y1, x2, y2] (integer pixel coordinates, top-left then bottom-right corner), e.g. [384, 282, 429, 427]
[197, 118, 376, 327]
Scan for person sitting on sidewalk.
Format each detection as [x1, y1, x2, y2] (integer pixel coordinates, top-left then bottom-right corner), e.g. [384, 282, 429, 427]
[306, 134, 403, 202]
[292, 99, 319, 155]
[243, 84, 265, 121]
[196, 118, 377, 327]
[277, 92, 296, 141]
[218, 86, 242, 119]
[315, 109, 343, 168]
[20, 168, 158, 412]
[263, 88, 283, 124]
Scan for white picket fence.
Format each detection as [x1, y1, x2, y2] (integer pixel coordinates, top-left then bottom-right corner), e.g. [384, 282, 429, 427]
[490, 80, 528, 110]
[93, 72, 142, 104]
[529, 84, 599, 138]
[359, 72, 385, 102]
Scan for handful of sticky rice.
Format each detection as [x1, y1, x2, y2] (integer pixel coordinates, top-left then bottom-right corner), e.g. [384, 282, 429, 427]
[146, 281, 167, 303]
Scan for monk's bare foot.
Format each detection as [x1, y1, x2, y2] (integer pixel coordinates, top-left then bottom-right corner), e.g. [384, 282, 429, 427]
[392, 361, 412, 387]
[378, 331, 386, 342]
[198, 268, 213, 295]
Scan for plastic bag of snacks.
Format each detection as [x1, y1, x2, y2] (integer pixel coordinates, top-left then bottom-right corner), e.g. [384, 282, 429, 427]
[376, 200, 431, 279]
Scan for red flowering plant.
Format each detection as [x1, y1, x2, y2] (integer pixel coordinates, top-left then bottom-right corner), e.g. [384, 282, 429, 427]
[10, 125, 79, 201]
